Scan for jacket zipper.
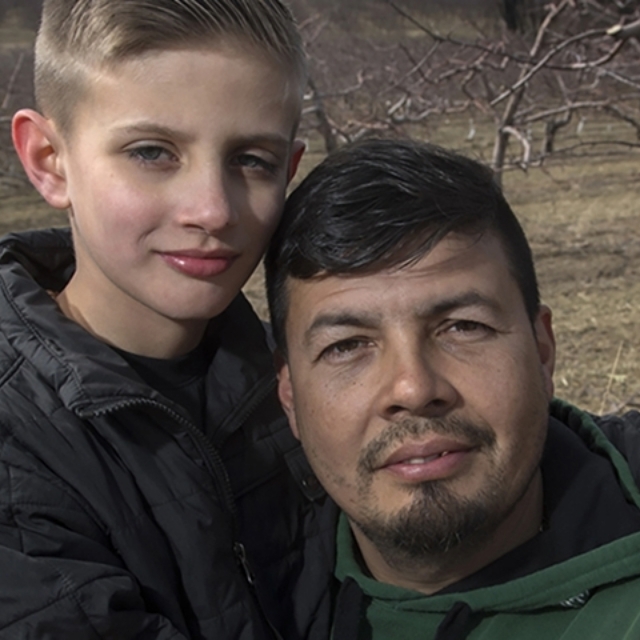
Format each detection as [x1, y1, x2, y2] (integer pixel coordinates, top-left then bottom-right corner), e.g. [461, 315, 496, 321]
[214, 374, 287, 640]
[83, 396, 283, 639]
[83, 398, 252, 582]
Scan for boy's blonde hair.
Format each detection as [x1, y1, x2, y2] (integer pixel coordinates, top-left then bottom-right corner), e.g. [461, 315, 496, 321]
[35, 0, 307, 134]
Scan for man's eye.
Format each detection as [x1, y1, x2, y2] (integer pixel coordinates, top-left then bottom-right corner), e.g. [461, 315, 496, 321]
[319, 338, 371, 362]
[127, 145, 177, 165]
[445, 320, 495, 337]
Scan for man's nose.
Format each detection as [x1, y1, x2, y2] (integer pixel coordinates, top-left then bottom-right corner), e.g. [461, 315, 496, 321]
[179, 166, 239, 232]
[378, 344, 458, 420]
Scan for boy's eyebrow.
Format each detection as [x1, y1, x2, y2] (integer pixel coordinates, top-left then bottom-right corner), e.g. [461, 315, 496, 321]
[114, 122, 193, 143]
[233, 133, 292, 152]
[114, 123, 291, 151]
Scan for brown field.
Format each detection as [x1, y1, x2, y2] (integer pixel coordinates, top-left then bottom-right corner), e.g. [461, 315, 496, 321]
[1, 27, 639, 416]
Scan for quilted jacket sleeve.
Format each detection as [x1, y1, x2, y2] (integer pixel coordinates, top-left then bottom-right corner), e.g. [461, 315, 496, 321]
[0, 457, 187, 640]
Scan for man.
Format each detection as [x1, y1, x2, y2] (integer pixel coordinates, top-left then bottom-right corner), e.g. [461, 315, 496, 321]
[264, 138, 640, 639]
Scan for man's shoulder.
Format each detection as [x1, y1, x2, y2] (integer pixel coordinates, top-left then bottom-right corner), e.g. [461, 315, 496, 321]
[550, 398, 640, 488]
[596, 409, 640, 439]
[594, 410, 640, 485]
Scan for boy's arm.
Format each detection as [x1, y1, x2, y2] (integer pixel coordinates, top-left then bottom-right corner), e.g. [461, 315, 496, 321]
[0, 459, 187, 640]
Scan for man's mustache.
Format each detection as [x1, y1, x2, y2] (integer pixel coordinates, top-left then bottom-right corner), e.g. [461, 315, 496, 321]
[358, 415, 496, 474]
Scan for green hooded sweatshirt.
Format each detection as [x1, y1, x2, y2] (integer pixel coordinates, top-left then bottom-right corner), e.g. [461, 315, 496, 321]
[333, 400, 640, 640]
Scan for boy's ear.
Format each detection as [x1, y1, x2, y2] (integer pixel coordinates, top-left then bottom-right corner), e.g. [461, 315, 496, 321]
[275, 352, 300, 440]
[287, 139, 306, 184]
[11, 109, 70, 210]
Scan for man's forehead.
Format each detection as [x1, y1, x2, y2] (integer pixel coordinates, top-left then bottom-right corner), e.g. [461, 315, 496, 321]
[285, 232, 509, 294]
[283, 232, 513, 328]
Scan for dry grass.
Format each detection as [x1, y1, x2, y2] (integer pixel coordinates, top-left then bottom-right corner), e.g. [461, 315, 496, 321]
[509, 154, 640, 414]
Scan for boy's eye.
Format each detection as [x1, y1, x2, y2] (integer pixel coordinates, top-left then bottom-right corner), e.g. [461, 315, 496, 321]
[233, 153, 279, 175]
[127, 145, 178, 166]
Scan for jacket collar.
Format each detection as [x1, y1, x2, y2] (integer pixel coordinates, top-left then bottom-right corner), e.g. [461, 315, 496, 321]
[0, 228, 274, 425]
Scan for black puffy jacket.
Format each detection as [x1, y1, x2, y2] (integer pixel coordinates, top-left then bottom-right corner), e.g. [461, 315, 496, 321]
[0, 228, 337, 640]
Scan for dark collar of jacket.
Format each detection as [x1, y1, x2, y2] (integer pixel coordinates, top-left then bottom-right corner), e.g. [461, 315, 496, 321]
[0, 227, 276, 440]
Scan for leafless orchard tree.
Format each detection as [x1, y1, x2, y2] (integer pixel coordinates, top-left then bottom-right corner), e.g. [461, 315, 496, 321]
[300, 0, 640, 182]
[0, 1, 41, 192]
[2, 0, 639, 185]
[0, 47, 35, 193]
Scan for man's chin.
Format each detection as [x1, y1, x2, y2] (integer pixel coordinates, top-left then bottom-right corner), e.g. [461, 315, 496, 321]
[352, 481, 499, 568]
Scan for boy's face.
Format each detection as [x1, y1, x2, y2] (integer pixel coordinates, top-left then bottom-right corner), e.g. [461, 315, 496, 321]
[45, 43, 302, 351]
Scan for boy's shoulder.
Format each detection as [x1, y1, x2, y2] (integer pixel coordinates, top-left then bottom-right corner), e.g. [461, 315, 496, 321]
[0, 228, 75, 291]
[0, 228, 94, 414]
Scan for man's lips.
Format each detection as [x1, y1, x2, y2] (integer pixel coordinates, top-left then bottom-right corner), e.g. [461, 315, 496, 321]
[159, 249, 239, 278]
[381, 439, 473, 467]
[378, 439, 477, 482]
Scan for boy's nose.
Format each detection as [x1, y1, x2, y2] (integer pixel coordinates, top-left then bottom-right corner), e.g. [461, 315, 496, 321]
[180, 168, 239, 232]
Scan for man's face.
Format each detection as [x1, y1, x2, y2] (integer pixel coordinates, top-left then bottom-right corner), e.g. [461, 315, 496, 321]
[278, 232, 555, 571]
[51, 42, 302, 351]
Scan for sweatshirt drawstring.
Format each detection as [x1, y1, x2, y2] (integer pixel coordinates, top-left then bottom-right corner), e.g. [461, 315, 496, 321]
[434, 601, 473, 640]
[332, 577, 365, 640]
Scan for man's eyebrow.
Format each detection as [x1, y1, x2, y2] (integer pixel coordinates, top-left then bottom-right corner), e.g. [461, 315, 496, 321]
[302, 292, 499, 346]
[422, 291, 501, 318]
[304, 311, 381, 347]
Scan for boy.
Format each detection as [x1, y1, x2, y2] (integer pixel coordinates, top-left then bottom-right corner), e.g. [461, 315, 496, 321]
[0, 1, 333, 638]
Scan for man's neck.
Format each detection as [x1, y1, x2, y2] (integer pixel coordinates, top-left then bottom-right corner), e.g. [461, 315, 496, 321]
[352, 470, 544, 595]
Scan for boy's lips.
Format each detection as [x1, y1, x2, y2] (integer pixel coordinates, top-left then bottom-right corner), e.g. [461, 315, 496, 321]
[159, 249, 239, 278]
[377, 439, 476, 483]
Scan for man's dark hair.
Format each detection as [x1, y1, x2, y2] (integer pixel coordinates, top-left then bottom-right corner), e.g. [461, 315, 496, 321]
[265, 138, 540, 353]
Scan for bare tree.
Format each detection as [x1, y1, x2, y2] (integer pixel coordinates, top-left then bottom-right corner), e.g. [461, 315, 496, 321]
[299, 0, 640, 181]
[0, 24, 36, 193]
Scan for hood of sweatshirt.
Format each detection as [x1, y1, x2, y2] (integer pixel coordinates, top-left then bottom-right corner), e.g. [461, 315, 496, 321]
[332, 400, 640, 639]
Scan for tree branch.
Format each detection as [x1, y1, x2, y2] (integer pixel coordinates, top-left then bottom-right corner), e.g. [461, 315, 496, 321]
[607, 19, 640, 40]
[1, 51, 25, 111]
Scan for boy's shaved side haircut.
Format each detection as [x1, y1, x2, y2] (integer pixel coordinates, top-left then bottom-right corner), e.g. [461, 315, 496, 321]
[36, 0, 306, 134]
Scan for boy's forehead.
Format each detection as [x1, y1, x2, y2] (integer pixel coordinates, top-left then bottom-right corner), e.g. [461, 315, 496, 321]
[101, 38, 302, 88]
[36, 0, 306, 140]
[66, 42, 302, 140]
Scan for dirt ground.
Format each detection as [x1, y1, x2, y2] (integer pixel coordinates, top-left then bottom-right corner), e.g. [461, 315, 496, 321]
[506, 154, 640, 415]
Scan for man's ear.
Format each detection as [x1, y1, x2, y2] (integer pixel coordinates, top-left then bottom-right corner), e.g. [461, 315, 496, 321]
[275, 351, 300, 440]
[11, 109, 70, 210]
[534, 304, 556, 399]
[287, 139, 305, 184]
